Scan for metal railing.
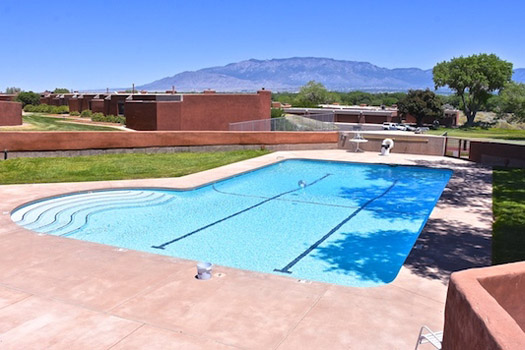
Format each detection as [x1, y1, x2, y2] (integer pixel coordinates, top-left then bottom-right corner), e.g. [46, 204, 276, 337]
[229, 113, 337, 131]
[444, 137, 471, 160]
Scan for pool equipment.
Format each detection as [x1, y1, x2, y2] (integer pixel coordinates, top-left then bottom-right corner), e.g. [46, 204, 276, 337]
[349, 133, 368, 152]
[196, 262, 213, 280]
[298, 180, 306, 188]
[381, 138, 394, 156]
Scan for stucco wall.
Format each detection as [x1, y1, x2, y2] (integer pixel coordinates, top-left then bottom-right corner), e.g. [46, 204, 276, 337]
[469, 141, 525, 168]
[124, 102, 158, 131]
[340, 132, 446, 156]
[0, 131, 339, 152]
[90, 99, 105, 114]
[0, 101, 22, 126]
[125, 91, 271, 131]
[443, 262, 525, 350]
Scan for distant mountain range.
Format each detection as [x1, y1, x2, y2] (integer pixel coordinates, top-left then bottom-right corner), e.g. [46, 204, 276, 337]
[134, 57, 525, 93]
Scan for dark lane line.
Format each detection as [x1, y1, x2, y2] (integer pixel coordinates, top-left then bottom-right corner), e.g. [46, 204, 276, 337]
[151, 174, 332, 250]
[274, 180, 398, 274]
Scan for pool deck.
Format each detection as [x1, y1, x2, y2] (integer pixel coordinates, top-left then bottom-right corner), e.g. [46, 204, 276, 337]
[0, 150, 492, 349]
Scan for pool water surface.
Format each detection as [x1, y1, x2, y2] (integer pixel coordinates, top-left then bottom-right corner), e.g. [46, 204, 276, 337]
[12, 159, 452, 287]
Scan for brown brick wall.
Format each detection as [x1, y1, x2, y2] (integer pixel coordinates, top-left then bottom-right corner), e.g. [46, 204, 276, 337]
[0, 131, 338, 151]
[0, 101, 22, 126]
[124, 101, 158, 131]
[68, 98, 82, 113]
[125, 91, 271, 131]
[469, 141, 525, 167]
[157, 102, 182, 130]
[90, 99, 105, 114]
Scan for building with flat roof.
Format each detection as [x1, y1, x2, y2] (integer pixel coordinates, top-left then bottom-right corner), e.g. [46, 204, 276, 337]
[0, 100, 22, 126]
[285, 104, 459, 127]
[125, 90, 271, 131]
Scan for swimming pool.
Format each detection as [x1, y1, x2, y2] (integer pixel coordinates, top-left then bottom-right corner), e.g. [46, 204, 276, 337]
[11, 159, 452, 287]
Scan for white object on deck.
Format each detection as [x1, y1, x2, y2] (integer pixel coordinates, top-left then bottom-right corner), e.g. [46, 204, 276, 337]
[380, 138, 394, 156]
[349, 132, 368, 152]
[414, 325, 443, 350]
[196, 262, 213, 280]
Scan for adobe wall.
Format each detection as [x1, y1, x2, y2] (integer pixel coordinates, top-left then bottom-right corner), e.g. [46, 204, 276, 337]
[80, 95, 97, 111]
[0, 101, 22, 126]
[469, 141, 525, 168]
[68, 98, 82, 113]
[125, 91, 271, 131]
[124, 101, 158, 131]
[104, 95, 129, 116]
[0, 131, 339, 152]
[90, 99, 105, 114]
[157, 102, 182, 130]
[0, 94, 17, 102]
[178, 90, 271, 131]
[339, 132, 445, 156]
[442, 262, 525, 350]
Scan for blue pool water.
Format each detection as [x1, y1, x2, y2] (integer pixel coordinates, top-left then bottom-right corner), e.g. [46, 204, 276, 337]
[11, 159, 452, 287]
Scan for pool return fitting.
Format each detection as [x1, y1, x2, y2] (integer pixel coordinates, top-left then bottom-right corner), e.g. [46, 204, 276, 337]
[380, 138, 394, 156]
[196, 262, 213, 280]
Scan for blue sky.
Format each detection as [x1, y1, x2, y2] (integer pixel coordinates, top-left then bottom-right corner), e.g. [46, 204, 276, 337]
[1, 0, 524, 91]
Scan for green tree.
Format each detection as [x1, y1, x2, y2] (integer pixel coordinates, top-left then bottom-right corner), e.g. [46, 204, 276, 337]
[296, 81, 330, 107]
[397, 89, 443, 126]
[15, 91, 41, 106]
[53, 88, 70, 94]
[5, 87, 21, 94]
[499, 81, 525, 121]
[433, 53, 513, 126]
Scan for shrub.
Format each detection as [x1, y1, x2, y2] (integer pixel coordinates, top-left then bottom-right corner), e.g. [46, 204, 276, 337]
[23, 104, 68, 114]
[91, 113, 126, 124]
[70, 111, 80, 116]
[271, 108, 284, 118]
[80, 110, 93, 118]
[15, 91, 41, 106]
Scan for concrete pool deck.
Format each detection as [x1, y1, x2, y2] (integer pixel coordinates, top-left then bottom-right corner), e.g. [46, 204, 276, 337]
[0, 150, 492, 349]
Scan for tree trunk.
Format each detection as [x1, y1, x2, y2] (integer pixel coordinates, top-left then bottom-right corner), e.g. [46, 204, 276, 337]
[465, 111, 476, 126]
[460, 94, 476, 126]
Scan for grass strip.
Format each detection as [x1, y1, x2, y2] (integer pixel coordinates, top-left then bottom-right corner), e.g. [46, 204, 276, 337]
[492, 167, 525, 264]
[0, 150, 270, 184]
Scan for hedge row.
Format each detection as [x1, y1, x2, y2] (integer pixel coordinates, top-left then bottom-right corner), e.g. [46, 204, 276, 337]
[91, 113, 126, 124]
[24, 104, 69, 114]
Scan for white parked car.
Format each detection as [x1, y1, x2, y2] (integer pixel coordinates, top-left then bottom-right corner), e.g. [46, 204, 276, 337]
[383, 122, 416, 131]
[382, 122, 398, 130]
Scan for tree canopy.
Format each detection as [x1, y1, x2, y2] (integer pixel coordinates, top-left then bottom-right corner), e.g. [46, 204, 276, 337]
[433, 53, 513, 126]
[5, 87, 21, 94]
[53, 88, 70, 94]
[15, 91, 41, 106]
[397, 89, 443, 126]
[499, 81, 525, 122]
[296, 81, 330, 107]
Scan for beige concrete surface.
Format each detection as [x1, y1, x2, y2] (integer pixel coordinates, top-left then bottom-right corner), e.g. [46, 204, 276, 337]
[0, 150, 492, 349]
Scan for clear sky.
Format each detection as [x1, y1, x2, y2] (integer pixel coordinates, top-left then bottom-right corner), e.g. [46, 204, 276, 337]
[1, 0, 524, 91]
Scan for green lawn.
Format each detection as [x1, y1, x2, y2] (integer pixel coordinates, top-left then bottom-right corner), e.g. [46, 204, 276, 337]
[1, 114, 121, 131]
[427, 127, 525, 141]
[0, 150, 270, 184]
[492, 167, 525, 264]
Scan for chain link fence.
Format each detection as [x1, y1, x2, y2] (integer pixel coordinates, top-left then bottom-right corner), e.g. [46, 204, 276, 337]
[229, 113, 337, 131]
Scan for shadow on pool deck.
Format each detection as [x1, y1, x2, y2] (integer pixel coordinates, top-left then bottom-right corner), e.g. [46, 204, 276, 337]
[404, 159, 493, 284]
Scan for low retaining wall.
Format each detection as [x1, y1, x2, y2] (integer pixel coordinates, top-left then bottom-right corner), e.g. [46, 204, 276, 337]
[443, 262, 525, 350]
[469, 140, 525, 168]
[0, 131, 339, 152]
[3, 144, 338, 159]
[340, 132, 445, 156]
[0, 101, 22, 126]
